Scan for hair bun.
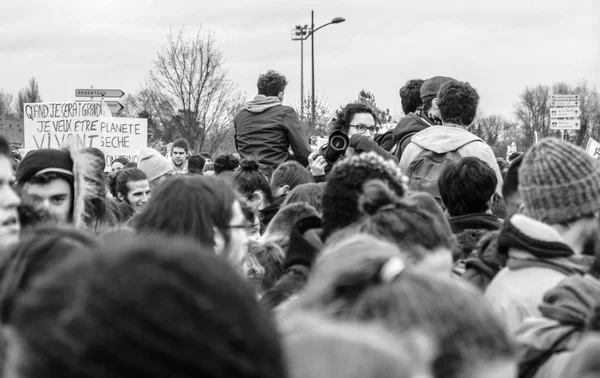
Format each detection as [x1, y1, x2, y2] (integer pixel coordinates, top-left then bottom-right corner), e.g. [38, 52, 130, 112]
[359, 180, 398, 216]
[240, 160, 260, 172]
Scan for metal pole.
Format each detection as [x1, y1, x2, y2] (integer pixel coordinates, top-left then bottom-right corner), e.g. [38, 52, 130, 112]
[311, 10, 315, 135]
[300, 37, 304, 120]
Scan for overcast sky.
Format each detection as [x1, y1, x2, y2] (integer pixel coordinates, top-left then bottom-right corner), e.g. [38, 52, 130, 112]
[1, 0, 598, 120]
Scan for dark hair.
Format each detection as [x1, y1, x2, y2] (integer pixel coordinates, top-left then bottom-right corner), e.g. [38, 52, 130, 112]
[262, 203, 319, 252]
[172, 138, 190, 153]
[232, 160, 274, 204]
[321, 152, 405, 241]
[333, 103, 381, 135]
[508, 152, 522, 162]
[188, 154, 206, 174]
[438, 157, 497, 217]
[502, 155, 523, 198]
[0, 134, 10, 157]
[0, 226, 95, 324]
[257, 70, 288, 97]
[215, 154, 240, 174]
[358, 180, 454, 261]
[437, 81, 479, 126]
[111, 157, 130, 167]
[399, 79, 425, 114]
[260, 266, 309, 310]
[80, 148, 119, 232]
[124, 162, 137, 169]
[134, 176, 237, 254]
[249, 240, 284, 292]
[9, 236, 286, 378]
[115, 168, 148, 201]
[281, 183, 325, 214]
[270, 161, 314, 191]
[293, 250, 515, 378]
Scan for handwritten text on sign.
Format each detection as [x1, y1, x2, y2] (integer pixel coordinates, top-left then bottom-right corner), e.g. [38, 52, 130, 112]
[24, 102, 148, 170]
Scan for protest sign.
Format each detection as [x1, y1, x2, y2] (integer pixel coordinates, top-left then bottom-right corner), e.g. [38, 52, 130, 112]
[584, 136, 600, 160]
[23, 102, 147, 170]
[0, 117, 24, 145]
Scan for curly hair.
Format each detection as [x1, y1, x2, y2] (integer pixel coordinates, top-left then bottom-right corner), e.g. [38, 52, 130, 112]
[332, 103, 381, 135]
[214, 154, 240, 175]
[257, 70, 288, 97]
[437, 81, 479, 126]
[399, 79, 425, 114]
[321, 152, 406, 241]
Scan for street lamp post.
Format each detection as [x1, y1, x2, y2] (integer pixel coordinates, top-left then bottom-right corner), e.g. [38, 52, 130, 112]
[291, 12, 345, 135]
[291, 25, 309, 119]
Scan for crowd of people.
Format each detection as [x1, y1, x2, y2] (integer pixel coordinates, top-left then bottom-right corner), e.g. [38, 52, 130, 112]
[0, 69, 599, 378]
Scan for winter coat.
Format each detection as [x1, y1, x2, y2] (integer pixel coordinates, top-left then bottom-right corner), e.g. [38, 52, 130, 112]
[399, 124, 504, 194]
[259, 195, 286, 234]
[234, 95, 311, 174]
[449, 213, 503, 234]
[391, 112, 432, 159]
[515, 274, 600, 378]
[459, 230, 505, 289]
[485, 214, 588, 334]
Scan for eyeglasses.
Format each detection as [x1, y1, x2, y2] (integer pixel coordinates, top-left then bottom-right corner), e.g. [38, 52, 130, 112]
[349, 124, 380, 135]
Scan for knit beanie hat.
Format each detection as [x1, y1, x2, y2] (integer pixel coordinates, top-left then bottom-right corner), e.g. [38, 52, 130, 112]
[16, 149, 74, 185]
[519, 137, 600, 224]
[137, 148, 174, 182]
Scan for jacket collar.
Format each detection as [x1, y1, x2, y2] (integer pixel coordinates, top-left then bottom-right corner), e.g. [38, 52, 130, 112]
[449, 213, 503, 234]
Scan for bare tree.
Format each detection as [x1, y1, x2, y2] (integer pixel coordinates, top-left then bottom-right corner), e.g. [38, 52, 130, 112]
[295, 93, 332, 137]
[514, 84, 552, 148]
[467, 114, 516, 148]
[144, 27, 242, 152]
[356, 89, 392, 123]
[0, 90, 14, 118]
[16, 77, 42, 119]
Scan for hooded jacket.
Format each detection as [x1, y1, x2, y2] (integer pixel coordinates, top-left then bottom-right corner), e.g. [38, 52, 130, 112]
[485, 214, 589, 334]
[515, 275, 600, 378]
[391, 112, 433, 158]
[399, 125, 503, 194]
[234, 95, 311, 173]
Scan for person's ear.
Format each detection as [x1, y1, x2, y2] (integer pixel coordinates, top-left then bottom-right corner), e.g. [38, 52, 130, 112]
[214, 227, 225, 255]
[117, 192, 124, 202]
[281, 185, 290, 195]
[252, 190, 264, 207]
[432, 98, 439, 110]
[517, 203, 526, 214]
[278, 91, 284, 101]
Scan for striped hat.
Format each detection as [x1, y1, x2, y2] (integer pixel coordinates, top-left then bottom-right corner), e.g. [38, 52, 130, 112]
[518, 137, 600, 224]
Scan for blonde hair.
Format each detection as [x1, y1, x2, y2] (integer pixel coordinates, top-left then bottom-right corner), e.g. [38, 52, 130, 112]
[280, 313, 433, 378]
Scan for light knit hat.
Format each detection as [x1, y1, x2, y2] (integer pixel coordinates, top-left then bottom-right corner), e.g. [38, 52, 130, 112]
[137, 148, 174, 182]
[518, 137, 600, 224]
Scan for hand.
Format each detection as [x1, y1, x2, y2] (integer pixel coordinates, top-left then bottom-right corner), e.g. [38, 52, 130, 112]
[309, 152, 327, 176]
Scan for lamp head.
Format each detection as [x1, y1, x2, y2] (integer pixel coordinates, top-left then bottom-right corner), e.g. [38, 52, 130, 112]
[331, 17, 345, 24]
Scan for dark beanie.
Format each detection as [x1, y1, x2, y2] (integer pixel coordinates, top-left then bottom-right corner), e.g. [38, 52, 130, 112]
[519, 138, 600, 224]
[16, 149, 73, 185]
[420, 76, 456, 103]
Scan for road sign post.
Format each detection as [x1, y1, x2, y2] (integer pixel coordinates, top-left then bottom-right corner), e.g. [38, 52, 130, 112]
[75, 89, 125, 98]
[550, 94, 581, 131]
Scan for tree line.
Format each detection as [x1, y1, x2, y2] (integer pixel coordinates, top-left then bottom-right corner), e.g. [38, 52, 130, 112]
[1, 26, 599, 157]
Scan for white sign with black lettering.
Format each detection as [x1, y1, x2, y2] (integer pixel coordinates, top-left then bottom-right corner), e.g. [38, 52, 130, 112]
[550, 119, 580, 130]
[550, 107, 580, 119]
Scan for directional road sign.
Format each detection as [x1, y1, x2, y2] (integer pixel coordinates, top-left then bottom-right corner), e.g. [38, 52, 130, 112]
[75, 89, 125, 98]
[551, 94, 580, 101]
[550, 100, 580, 107]
[550, 119, 580, 130]
[550, 107, 580, 119]
[105, 101, 124, 114]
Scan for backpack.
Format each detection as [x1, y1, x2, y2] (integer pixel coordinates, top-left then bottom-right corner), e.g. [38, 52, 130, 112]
[407, 148, 462, 200]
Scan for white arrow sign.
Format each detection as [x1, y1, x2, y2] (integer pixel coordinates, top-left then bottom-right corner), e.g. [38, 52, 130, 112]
[551, 94, 580, 101]
[550, 107, 580, 119]
[550, 119, 580, 130]
[550, 100, 580, 107]
[75, 89, 125, 98]
[105, 101, 124, 114]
